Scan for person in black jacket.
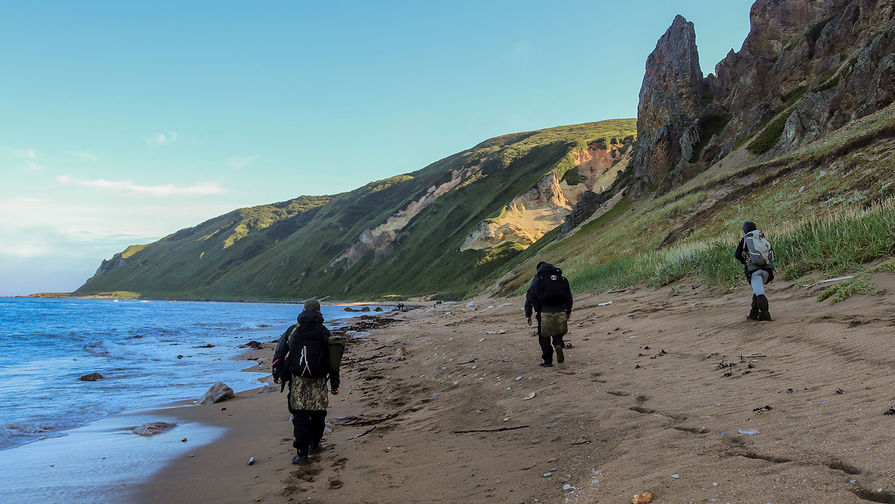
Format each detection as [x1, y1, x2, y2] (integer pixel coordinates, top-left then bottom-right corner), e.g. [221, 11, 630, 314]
[524, 262, 573, 367]
[272, 299, 340, 465]
[734, 221, 774, 321]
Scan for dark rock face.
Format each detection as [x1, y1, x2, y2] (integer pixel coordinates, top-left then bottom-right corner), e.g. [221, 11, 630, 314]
[560, 191, 609, 235]
[630, 15, 705, 194]
[623, 0, 895, 198]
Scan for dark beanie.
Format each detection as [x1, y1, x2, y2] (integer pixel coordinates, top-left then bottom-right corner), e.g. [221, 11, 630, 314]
[536, 261, 546, 271]
[303, 298, 321, 312]
[742, 221, 757, 233]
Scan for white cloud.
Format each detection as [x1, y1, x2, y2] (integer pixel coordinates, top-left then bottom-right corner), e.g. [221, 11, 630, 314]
[13, 148, 37, 160]
[56, 175, 230, 197]
[146, 131, 179, 146]
[24, 160, 43, 172]
[228, 154, 261, 170]
[70, 150, 98, 162]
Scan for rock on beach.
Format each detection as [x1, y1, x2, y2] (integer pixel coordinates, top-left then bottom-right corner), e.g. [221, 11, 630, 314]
[200, 382, 235, 405]
[133, 421, 177, 436]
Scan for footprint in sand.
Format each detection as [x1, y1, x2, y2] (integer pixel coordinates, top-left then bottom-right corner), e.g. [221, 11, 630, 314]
[328, 479, 344, 489]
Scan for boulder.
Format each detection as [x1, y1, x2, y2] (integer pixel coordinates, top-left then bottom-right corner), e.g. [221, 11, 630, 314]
[79, 372, 105, 381]
[200, 382, 235, 405]
[133, 421, 177, 436]
[240, 340, 263, 350]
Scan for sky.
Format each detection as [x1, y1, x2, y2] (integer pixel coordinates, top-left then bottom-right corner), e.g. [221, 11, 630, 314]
[0, 1, 753, 296]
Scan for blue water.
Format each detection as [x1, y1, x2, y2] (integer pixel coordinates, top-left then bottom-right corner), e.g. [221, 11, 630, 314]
[0, 297, 362, 451]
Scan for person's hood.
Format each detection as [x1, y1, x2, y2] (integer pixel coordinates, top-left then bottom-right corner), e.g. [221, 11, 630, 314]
[297, 309, 324, 325]
[743, 221, 757, 234]
[537, 262, 560, 275]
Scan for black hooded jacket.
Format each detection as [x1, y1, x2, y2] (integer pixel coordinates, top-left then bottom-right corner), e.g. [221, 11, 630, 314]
[524, 262, 573, 318]
[734, 221, 775, 283]
[273, 309, 339, 389]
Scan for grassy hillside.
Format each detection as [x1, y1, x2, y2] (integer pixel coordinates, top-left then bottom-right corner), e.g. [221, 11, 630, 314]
[490, 102, 895, 298]
[76, 119, 637, 300]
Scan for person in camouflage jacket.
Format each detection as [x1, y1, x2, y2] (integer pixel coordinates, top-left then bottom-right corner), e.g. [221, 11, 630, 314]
[272, 299, 340, 465]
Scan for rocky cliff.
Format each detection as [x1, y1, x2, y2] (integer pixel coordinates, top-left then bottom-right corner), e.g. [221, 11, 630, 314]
[624, 0, 895, 196]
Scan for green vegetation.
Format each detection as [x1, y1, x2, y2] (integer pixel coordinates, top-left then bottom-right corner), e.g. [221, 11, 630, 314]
[747, 106, 795, 155]
[817, 277, 876, 302]
[561, 167, 582, 185]
[806, 14, 837, 44]
[689, 114, 732, 163]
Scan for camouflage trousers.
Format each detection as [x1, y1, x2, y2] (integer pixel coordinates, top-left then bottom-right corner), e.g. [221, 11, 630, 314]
[288, 376, 329, 412]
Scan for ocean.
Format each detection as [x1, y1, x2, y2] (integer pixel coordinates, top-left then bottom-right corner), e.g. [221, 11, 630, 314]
[0, 297, 371, 503]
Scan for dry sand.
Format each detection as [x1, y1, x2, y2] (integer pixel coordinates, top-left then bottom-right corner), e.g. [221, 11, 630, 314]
[136, 275, 895, 503]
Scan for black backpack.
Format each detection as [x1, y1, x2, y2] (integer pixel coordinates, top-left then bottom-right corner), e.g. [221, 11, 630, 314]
[537, 267, 568, 308]
[286, 325, 330, 378]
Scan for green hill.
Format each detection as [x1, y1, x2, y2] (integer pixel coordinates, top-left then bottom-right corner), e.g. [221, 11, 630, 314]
[76, 120, 637, 300]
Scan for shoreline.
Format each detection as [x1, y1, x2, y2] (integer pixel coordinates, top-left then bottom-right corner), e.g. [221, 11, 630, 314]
[133, 276, 895, 503]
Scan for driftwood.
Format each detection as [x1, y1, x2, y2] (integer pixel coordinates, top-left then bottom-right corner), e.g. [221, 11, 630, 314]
[329, 413, 397, 426]
[348, 427, 377, 439]
[803, 275, 854, 287]
[453, 425, 529, 434]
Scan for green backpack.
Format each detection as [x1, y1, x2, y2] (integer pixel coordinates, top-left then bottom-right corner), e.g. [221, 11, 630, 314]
[328, 335, 346, 373]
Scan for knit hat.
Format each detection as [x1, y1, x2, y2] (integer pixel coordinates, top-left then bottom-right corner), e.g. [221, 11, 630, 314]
[303, 298, 321, 312]
[742, 221, 757, 233]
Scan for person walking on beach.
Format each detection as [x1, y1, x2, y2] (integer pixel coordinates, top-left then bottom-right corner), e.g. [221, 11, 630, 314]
[272, 299, 340, 465]
[734, 221, 775, 321]
[525, 262, 573, 367]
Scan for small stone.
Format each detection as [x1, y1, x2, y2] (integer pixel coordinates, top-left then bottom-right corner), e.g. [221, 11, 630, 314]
[247, 457, 255, 465]
[133, 421, 177, 436]
[671, 474, 680, 479]
[181, 438, 188, 443]
[632, 491, 653, 504]
[562, 483, 572, 491]
[531, 439, 540, 444]
[883, 408, 895, 416]
[515, 376, 523, 381]
[543, 472, 552, 477]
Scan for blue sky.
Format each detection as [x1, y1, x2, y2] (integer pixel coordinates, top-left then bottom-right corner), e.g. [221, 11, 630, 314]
[0, 1, 752, 295]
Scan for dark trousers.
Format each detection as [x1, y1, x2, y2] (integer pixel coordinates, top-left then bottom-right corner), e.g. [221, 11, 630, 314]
[292, 409, 327, 456]
[539, 335, 564, 364]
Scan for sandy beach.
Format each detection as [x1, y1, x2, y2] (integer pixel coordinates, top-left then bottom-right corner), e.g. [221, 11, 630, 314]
[135, 275, 895, 503]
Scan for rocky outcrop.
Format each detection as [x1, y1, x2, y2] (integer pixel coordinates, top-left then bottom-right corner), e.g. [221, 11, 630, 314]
[78, 372, 104, 382]
[625, 0, 895, 196]
[461, 172, 571, 251]
[629, 15, 704, 194]
[133, 421, 177, 436]
[461, 140, 633, 251]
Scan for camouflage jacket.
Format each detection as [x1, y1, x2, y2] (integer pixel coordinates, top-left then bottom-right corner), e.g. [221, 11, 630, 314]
[289, 376, 329, 411]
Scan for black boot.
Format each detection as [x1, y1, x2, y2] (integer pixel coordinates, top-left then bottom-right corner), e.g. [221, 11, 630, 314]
[747, 295, 760, 320]
[756, 295, 772, 321]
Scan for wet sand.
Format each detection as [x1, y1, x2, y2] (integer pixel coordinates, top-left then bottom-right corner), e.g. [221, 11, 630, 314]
[136, 275, 895, 503]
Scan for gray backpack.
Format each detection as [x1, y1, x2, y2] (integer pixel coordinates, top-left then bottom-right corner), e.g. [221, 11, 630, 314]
[744, 230, 774, 269]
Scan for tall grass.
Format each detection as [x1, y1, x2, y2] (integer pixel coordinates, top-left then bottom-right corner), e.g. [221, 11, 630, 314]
[571, 198, 895, 292]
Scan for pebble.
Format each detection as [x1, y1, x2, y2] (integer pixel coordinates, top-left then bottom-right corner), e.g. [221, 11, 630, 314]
[503, 417, 510, 422]
[515, 376, 523, 381]
[738, 429, 759, 435]
[543, 472, 552, 477]
[545, 424, 553, 429]
[562, 483, 572, 491]
[474, 409, 483, 414]
[531, 439, 540, 444]
[671, 474, 680, 479]
[247, 457, 255, 465]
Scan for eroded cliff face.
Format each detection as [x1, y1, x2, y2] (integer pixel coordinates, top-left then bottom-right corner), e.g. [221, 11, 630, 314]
[330, 166, 480, 269]
[461, 141, 632, 251]
[626, 0, 895, 196]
